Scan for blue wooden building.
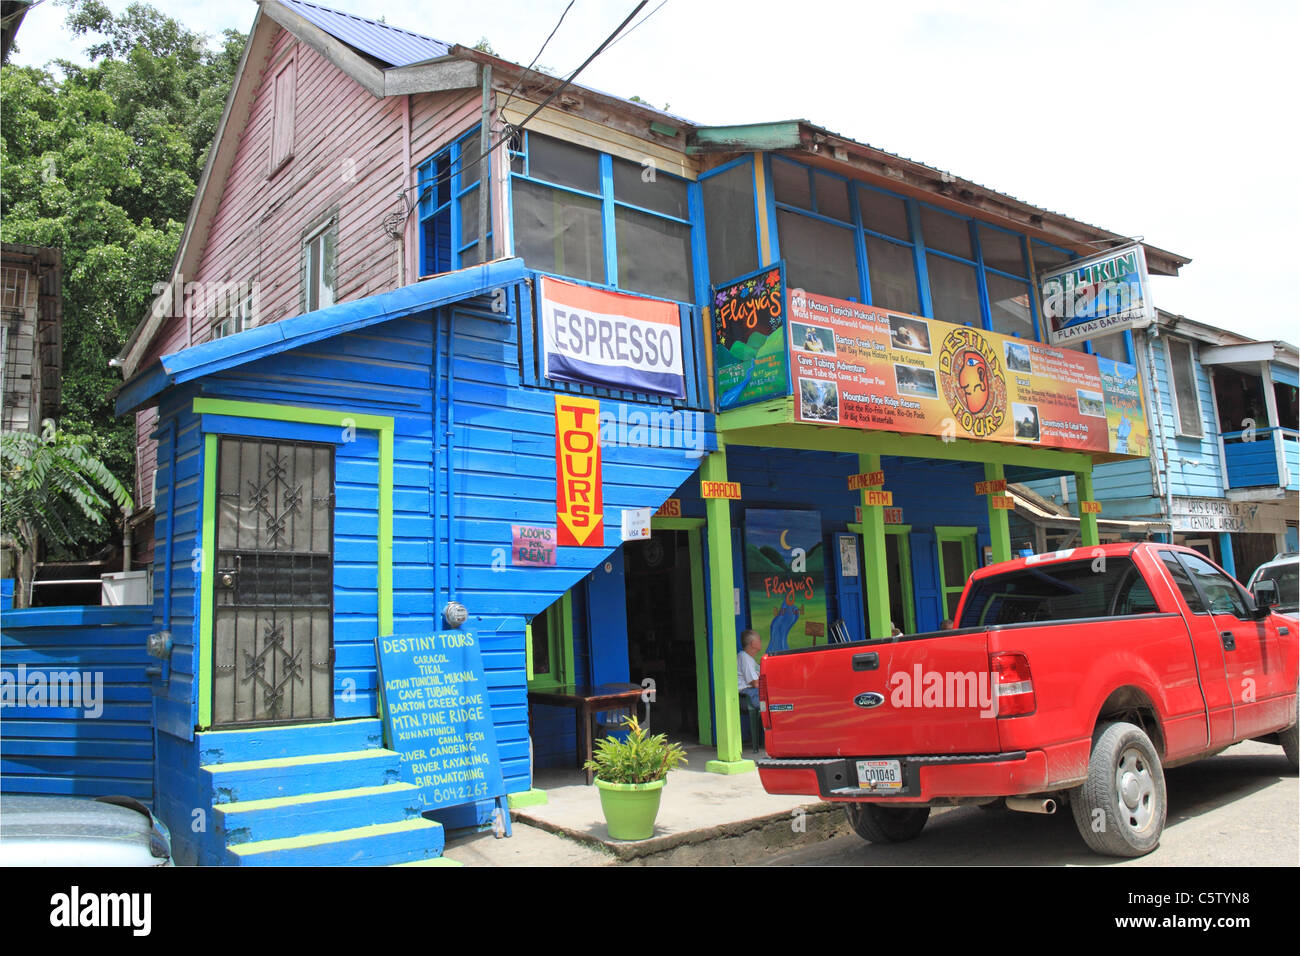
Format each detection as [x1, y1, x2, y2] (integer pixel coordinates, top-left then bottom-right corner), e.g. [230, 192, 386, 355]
[93, 1, 1210, 865]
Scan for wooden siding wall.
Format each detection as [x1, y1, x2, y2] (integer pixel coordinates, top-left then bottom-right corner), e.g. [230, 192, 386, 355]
[133, 26, 485, 525]
[148, 283, 714, 812]
[0, 606, 156, 801]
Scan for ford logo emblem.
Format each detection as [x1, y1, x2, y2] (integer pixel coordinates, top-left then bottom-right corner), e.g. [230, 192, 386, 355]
[854, 692, 885, 709]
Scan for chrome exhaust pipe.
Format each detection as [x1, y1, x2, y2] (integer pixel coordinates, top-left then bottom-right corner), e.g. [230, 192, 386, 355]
[1005, 796, 1056, 815]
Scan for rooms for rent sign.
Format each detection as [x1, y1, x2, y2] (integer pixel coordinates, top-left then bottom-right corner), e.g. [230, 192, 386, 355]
[786, 288, 1148, 457]
[539, 277, 685, 398]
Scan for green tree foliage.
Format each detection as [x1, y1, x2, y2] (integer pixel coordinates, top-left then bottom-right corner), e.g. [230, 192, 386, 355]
[0, 0, 245, 557]
[1, 427, 133, 606]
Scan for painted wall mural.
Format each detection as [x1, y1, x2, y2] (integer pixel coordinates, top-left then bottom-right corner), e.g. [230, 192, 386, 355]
[743, 509, 827, 653]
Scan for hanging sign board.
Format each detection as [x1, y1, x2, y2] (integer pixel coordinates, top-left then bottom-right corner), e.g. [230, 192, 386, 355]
[785, 288, 1149, 457]
[655, 498, 682, 518]
[990, 495, 1016, 511]
[556, 396, 604, 546]
[621, 507, 652, 542]
[1080, 500, 1103, 514]
[1039, 243, 1156, 345]
[712, 264, 790, 410]
[975, 479, 1008, 495]
[701, 480, 742, 499]
[538, 276, 685, 398]
[375, 633, 507, 811]
[848, 471, 886, 490]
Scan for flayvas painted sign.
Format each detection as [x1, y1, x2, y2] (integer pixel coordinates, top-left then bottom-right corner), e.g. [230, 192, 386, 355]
[538, 276, 686, 398]
[743, 509, 827, 654]
[375, 632, 507, 812]
[555, 395, 604, 546]
[712, 264, 790, 410]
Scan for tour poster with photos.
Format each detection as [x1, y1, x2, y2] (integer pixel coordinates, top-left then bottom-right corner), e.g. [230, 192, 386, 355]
[712, 263, 790, 410]
[375, 632, 507, 812]
[786, 288, 1149, 455]
[743, 509, 828, 654]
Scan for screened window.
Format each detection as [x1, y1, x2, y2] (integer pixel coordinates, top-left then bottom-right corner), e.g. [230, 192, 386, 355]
[926, 254, 981, 325]
[417, 127, 491, 276]
[1166, 338, 1204, 437]
[864, 235, 919, 315]
[986, 272, 1035, 339]
[303, 221, 336, 312]
[778, 209, 859, 301]
[701, 161, 758, 286]
[510, 131, 695, 302]
[270, 54, 296, 173]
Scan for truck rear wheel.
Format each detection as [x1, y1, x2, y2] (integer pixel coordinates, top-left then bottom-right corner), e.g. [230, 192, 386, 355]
[1069, 721, 1166, 857]
[1280, 682, 1298, 772]
[843, 803, 930, 843]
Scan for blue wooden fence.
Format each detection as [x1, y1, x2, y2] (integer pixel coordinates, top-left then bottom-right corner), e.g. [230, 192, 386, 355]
[0, 605, 155, 802]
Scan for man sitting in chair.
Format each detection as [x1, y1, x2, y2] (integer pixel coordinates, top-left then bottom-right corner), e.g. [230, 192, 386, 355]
[738, 629, 764, 747]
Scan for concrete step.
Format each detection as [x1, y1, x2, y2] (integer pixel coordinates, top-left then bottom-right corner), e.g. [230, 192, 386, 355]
[201, 749, 401, 805]
[226, 817, 445, 866]
[214, 782, 424, 845]
[197, 719, 385, 765]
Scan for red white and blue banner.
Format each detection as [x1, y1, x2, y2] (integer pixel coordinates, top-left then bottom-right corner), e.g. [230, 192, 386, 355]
[538, 276, 685, 399]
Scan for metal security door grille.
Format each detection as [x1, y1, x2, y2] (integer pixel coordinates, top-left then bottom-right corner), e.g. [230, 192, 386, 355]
[212, 438, 334, 727]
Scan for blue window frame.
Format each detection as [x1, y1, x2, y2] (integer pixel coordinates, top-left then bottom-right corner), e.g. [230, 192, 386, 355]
[508, 130, 699, 304]
[417, 127, 491, 277]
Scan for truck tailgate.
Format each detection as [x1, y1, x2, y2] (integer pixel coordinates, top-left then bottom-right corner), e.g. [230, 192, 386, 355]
[762, 631, 1001, 757]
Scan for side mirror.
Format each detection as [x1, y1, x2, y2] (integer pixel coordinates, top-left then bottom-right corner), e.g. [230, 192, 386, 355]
[1252, 579, 1278, 618]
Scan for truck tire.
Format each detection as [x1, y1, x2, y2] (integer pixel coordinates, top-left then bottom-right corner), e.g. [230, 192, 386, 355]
[1069, 721, 1166, 857]
[844, 803, 930, 843]
[1280, 684, 1298, 772]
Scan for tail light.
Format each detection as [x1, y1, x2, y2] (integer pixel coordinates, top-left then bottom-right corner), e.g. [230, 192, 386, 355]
[758, 674, 772, 730]
[990, 652, 1035, 717]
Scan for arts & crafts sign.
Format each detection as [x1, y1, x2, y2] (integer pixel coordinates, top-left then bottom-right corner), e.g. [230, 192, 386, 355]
[539, 276, 685, 398]
[743, 509, 827, 653]
[786, 289, 1148, 457]
[1039, 243, 1156, 344]
[712, 264, 789, 410]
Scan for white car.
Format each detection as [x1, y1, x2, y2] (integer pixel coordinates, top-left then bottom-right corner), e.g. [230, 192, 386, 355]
[1247, 552, 1299, 620]
[0, 795, 172, 866]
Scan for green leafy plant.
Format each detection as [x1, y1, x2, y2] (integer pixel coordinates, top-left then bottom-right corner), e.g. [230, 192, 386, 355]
[1, 427, 133, 607]
[583, 715, 687, 784]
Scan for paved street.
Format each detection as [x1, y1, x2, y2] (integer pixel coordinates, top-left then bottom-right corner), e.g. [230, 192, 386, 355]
[759, 741, 1298, 866]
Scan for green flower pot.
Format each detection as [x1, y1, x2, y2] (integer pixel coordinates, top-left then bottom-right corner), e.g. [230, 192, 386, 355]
[594, 777, 666, 841]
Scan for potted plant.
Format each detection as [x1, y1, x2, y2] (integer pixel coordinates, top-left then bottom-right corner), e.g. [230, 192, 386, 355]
[584, 715, 687, 840]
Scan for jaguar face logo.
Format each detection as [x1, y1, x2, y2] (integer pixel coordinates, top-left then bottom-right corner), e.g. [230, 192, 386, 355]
[854, 692, 885, 709]
[939, 327, 1007, 438]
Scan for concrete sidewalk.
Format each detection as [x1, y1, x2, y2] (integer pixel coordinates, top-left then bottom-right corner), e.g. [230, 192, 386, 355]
[441, 745, 850, 866]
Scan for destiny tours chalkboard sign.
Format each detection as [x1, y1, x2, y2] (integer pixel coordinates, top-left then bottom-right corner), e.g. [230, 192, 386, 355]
[712, 263, 790, 410]
[376, 632, 507, 815]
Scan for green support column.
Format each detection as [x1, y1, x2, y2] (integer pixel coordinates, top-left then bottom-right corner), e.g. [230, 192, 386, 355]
[702, 443, 754, 774]
[859, 453, 891, 640]
[985, 462, 1012, 565]
[1076, 468, 1100, 547]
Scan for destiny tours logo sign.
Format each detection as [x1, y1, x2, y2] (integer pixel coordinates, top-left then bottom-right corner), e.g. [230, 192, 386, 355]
[938, 327, 1007, 439]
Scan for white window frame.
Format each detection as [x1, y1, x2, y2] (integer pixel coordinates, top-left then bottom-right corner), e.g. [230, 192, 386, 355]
[303, 222, 336, 313]
[1165, 336, 1204, 439]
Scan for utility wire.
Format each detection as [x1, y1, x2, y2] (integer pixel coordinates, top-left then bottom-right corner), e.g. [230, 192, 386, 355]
[498, 0, 576, 117]
[399, 1, 648, 224]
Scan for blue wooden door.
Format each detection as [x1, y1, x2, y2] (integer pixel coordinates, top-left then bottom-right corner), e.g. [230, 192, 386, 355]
[832, 533, 865, 643]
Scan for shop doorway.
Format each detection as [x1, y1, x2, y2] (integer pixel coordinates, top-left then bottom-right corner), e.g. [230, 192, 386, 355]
[935, 526, 978, 622]
[884, 527, 916, 634]
[623, 528, 709, 743]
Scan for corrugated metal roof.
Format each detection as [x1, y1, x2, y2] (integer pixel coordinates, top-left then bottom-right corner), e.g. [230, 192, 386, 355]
[281, 0, 450, 67]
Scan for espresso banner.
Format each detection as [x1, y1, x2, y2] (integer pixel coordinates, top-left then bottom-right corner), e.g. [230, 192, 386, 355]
[786, 289, 1148, 457]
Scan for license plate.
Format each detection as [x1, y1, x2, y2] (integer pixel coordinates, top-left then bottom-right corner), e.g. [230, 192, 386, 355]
[856, 759, 902, 790]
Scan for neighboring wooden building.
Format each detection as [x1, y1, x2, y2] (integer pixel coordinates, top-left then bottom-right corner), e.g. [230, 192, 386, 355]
[112, 1, 1201, 864]
[1, 243, 61, 436]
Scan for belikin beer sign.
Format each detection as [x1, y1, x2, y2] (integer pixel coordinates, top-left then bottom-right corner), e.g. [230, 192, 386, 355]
[1039, 243, 1156, 345]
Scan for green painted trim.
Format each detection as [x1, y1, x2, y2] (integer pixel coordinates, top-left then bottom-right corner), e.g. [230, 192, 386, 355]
[885, 526, 916, 635]
[687, 123, 803, 154]
[935, 526, 978, 621]
[705, 758, 757, 775]
[720, 423, 1093, 472]
[716, 396, 792, 432]
[651, 517, 706, 530]
[687, 527, 712, 747]
[859, 453, 891, 640]
[560, 591, 576, 686]
[229, 817, 440, 855]
[198, 433, 218, 729]
[1076, 469, 1100, 547]
[985, 462, 1012, 564]
[219, 783, 416, 813]
[702, 448, 742, 764]
[205, 749, 392, 774]
[524, 621, 534, 681]
[507, 788, 549, 809]
[526, 596, 574, 691]
[192, 397, 394, 635]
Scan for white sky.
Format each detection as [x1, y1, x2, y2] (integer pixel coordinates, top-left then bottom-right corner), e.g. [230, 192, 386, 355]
[10, 0, 1299, 345]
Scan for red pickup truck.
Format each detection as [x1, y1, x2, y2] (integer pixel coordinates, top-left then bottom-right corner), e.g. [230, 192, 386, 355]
[757, 543, 1298, 857]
